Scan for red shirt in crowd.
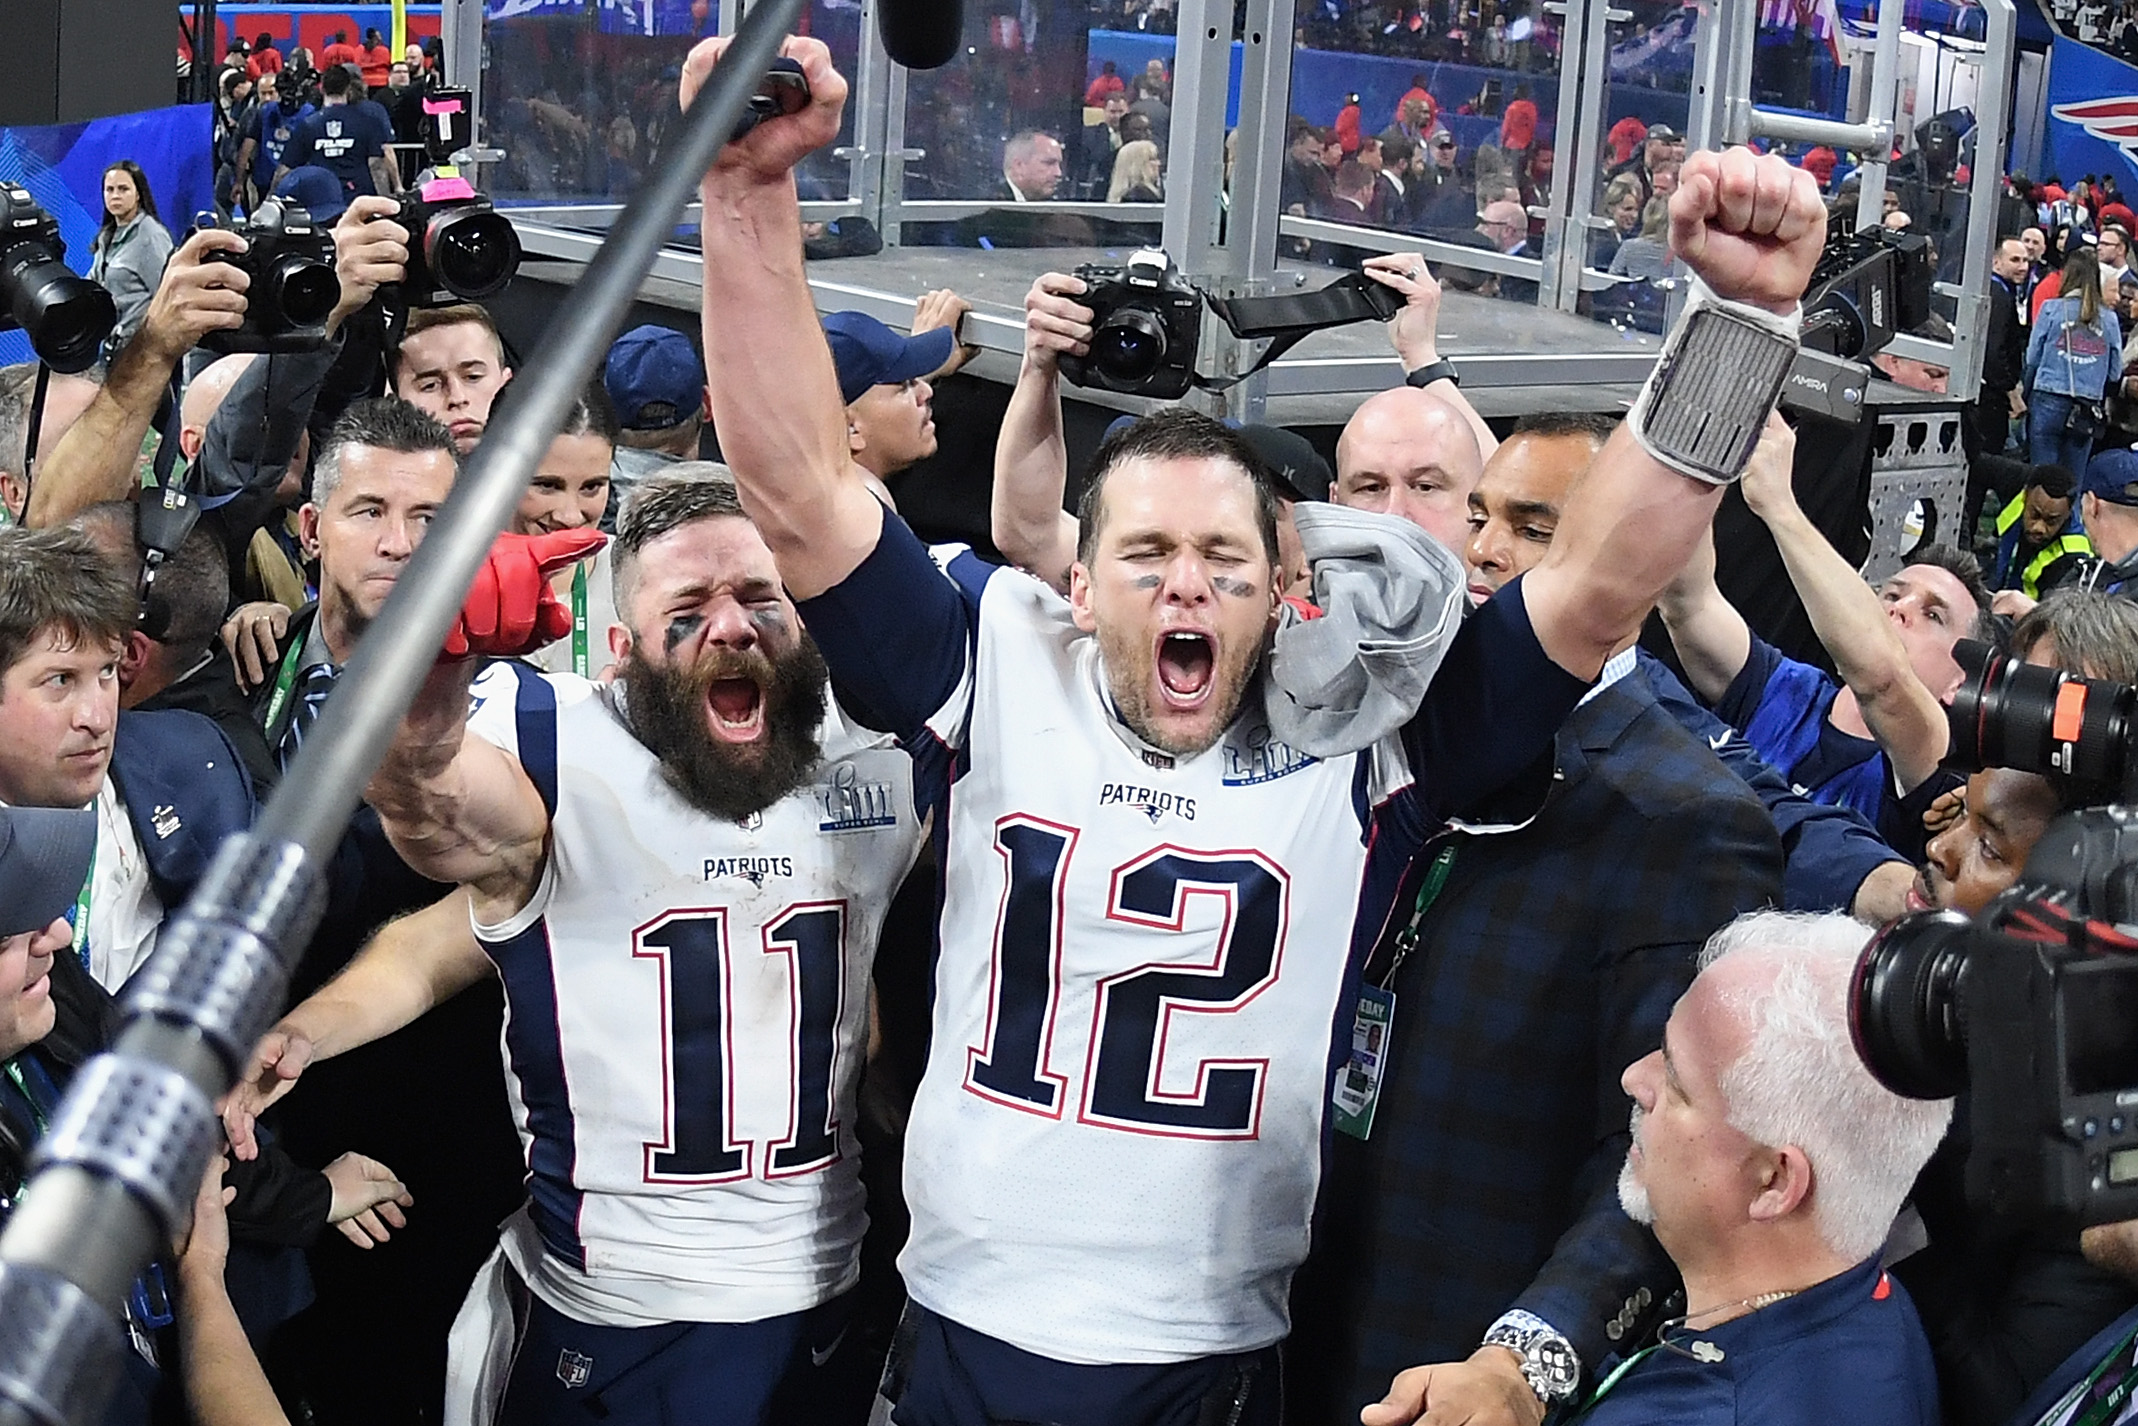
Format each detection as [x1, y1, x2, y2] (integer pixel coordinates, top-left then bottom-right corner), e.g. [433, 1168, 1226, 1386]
[1084, 72, 1124, 107]
[247, 45, 284, 80]
[1501, 97, 1537, 150]
[321, 40, 360, 69]
[360, 44, 392, 88]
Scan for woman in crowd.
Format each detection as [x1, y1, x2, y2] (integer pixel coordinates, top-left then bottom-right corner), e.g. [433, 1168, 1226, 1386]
[88, 160, 174, 355]
[2026, 245, 2124, 473]
[1593, 170, 1643, 269]
[1108, 138, 1163, 203]
[1608, 195, 1673, 280]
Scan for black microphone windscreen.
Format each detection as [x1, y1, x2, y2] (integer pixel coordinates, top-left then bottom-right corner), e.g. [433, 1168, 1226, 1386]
[878, 0, 963, 69]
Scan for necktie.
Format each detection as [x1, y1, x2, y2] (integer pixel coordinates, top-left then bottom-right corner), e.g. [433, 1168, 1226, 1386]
[278, 663, 339, 771]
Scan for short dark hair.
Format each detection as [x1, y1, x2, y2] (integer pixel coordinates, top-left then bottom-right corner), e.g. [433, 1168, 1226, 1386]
[1512, 410, 1619, 445]
[1380, 135, 1415, 168]
[70, 502, 230, 661]
[0, 526, 135, 681]
[2012, 590, 2138, 683]
[2028, 463, 2078, 501]
[1075, 409, 1280, 569]
[321, 64, 351, 97]
[612, 463, 745, 619]
[1902, 542, 1995, 641]
[312, 397, 459, 507]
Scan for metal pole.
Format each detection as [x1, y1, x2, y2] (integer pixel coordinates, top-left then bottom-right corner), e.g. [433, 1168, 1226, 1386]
[0, 4, 804, 1421]
[1855, 0, 1907, 233]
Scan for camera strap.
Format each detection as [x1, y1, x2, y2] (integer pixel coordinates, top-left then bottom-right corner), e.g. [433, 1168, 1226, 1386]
[1197, 272, 1403, 391]
[13, 363, 51, 523]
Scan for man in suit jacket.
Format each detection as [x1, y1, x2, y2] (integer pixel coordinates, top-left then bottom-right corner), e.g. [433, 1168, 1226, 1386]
[235, 398, 525, 1426]
[1288, 415, 1784, 1424]
[1980, 234, 2031, 457]
[0, 525, 256, 997]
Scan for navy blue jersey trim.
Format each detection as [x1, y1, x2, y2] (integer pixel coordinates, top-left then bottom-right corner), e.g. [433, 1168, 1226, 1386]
[486, 918, 584, 1269]
[513, 669, 561, 819]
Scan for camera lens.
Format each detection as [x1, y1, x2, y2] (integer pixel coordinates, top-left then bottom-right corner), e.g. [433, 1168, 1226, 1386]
[1849, 910, 1974, 1099]
[1948, 637, 2138, 794]
[268, 255, 340, 329]
[2, 245, 116, 374]
[1090, 308, 1168, 386]
[426, 210, 521, 299]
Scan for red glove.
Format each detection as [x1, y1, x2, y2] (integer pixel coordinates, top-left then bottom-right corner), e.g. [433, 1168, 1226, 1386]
[445, 529, 608, 660]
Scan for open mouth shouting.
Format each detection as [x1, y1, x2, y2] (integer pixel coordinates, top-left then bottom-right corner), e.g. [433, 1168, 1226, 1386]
[706, 677, 768, 744]
[1155, 630, 1216, 711]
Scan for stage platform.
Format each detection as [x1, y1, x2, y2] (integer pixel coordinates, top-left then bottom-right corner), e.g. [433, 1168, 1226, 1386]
[512, 223, 1662, 425]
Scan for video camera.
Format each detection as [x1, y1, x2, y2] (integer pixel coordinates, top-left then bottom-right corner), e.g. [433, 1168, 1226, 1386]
[1778, 220, 1936, 424]
[193, 201, 340, 354]
[0, 184, 115, 373]
[1851, 638, 2138, 1225]
[1056, 248, 1402, 400]
[387, 88, 522, 306]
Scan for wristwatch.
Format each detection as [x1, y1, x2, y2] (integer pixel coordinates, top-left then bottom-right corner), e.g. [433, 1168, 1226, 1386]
[1405, 357, 1460, 388]
[1481, 1310, 1583, 1405]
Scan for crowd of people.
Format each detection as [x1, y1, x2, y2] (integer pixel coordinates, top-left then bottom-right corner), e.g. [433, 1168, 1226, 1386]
[9, 27, 2138, 1426]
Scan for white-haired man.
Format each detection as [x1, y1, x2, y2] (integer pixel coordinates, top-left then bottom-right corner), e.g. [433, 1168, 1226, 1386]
[1397, 911, 1947, 1425]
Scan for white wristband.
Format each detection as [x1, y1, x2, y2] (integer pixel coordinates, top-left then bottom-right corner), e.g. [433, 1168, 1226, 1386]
[1628, 280, 1802, 485]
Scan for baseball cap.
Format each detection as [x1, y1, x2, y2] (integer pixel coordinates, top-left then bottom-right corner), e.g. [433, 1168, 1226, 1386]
[2084, 447, 2138, 507]
[1429, 128, 1457, 147]
[0, 807, 95, 939]
[604, 325, 706, 432]
[1645, 123, 1682, 143]
[1236, 423, 1332, 503]
[272, 166, 349, 224]
[822, 311, 955, 407]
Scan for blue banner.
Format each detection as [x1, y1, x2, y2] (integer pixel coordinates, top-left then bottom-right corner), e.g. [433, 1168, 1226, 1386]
[0, 104, 214, 366]
[2044, 36, 2138, 189]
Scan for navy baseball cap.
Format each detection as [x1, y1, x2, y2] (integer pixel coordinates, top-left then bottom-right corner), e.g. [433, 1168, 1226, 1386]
[272, 166, 348, 224]
[2085, 446, 2138, 507]
[823, 311, 955, 407]
[0, 807, 95, 939]
[604, 325, 705, 431]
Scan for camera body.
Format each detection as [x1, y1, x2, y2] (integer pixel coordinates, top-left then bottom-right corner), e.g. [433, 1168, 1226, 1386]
[1058, 248, 1204, 399]
[389, 87, 522, 307]
[1778, 221, 1936, 425]
[0, 183, 115, 373]
[195, 202, 339, 354]
[1852, 639, 2138, 1224]
[1854, 812, 2138, 1225]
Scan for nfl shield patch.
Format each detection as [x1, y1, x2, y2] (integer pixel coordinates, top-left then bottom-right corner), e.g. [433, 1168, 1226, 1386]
[556, 1348, 593, 1389]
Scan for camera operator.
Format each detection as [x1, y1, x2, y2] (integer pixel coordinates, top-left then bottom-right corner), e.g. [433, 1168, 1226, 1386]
[1879, 592, 2138, 1426]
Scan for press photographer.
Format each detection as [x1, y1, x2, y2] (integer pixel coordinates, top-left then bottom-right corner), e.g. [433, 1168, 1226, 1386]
[1853, 601, 2138, 1423]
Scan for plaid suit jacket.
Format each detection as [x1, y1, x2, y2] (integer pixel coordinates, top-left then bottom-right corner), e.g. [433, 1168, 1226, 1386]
[1286, 669, 1784, 1422]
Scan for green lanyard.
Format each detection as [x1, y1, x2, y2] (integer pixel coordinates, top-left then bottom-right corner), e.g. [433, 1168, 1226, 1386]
[2, 1062, 48, 1135]
[1379, 843, 1457, 988]
[2067, 1321, 2138, 1426]
[1557, 1344, 1662, 1423]
[570, 563, 590, 678]
[261, 633, 308, 730]
[68, 870, 91, 972]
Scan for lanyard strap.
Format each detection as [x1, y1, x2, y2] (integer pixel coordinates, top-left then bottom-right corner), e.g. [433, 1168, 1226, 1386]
[1379, 842, 1457, 988]
[1559, 1344, 1662, 1423]
[571, 563, 590, 678]
[2, 1061, 49, 1136]
[68, 870, 92, 973]
[2069, 1322, 2138, 1426]
[261, 631, 309, 730]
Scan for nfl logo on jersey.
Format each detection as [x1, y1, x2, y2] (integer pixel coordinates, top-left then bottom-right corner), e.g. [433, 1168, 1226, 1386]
[555, 1349, 593, 1390]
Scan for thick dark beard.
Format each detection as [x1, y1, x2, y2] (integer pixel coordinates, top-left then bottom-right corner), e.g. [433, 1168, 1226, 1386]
[619, 634, 831, 823]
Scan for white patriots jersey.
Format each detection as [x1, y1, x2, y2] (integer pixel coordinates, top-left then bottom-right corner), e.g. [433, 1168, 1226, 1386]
[463, 663, 922, 1327]
[896, 561, 1419, 1365]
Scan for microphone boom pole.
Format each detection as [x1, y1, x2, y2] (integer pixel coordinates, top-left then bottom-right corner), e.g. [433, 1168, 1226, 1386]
[0, 2, 804, 1421]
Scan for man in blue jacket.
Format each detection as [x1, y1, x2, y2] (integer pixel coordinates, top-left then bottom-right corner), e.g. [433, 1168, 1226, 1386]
[0, 524, 254, 996]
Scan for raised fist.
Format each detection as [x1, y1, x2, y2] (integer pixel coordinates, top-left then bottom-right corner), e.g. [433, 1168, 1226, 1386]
[682, 35, 848, 184]
[1669, 147, 1828, 316]
[446, 529, 607, 660]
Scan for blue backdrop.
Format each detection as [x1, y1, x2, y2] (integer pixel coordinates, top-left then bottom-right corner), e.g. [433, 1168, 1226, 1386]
[0, 104, 214, 366]
[2044, 36, 2138, 190]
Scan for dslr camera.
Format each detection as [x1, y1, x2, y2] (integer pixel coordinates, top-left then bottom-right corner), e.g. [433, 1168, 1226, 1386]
[1852, 639, 2138, 1225]
[0, 184, 115, 373]
[194, 202, 340, 354]
[387, 87, 521, 305]
[1059, 248, 1205, 400]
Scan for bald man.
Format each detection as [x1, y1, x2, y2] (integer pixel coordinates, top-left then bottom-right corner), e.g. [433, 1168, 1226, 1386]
[1334, 389, 1485, 557]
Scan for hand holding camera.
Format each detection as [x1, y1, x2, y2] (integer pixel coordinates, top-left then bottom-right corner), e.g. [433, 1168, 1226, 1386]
[329, 196, 412, 334]
[1020, 273, 1094, 378]
[191, 203, 339, 355]
[139, 226, 256, 364]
